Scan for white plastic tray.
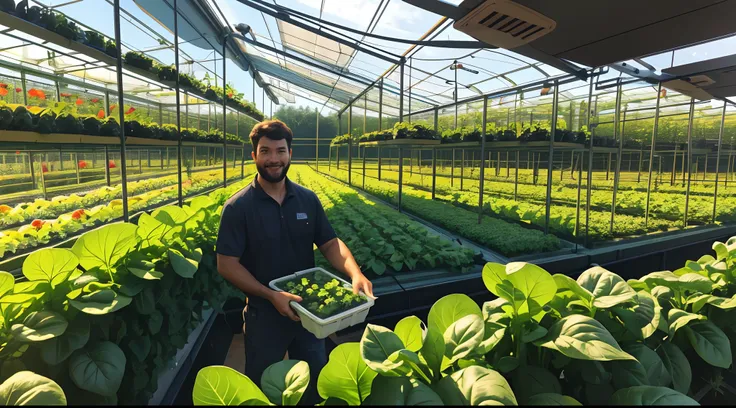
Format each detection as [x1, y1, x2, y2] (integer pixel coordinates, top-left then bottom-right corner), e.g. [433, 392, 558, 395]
[269, 267, 374, 339]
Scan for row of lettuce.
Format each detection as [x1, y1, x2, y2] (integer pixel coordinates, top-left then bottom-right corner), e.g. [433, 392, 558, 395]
[0, 177, 251, 405]
[0, 0, 264, 121]
[0, 103, 245, 144]
[0, 170, 249, 261]
[189, 238, 736, 405]
[330, 122, 593, 146]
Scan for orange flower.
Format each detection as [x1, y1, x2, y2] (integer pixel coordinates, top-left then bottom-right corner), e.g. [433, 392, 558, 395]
[97, 109, 105, 119]
[71, 209, 86, 220]
[0, 88, 7, 97]
[60, 92, 72, 98]
[28, 88, 46, 99]
[109, 104, 117, 113]
[75, 98, 83, 106]
[31, 219, 45, 230]
[125, 107, 136, 115]
[0, 205, 11, 214]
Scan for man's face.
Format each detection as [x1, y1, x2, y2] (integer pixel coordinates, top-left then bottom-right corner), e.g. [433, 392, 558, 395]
[252, 137, 291, 183]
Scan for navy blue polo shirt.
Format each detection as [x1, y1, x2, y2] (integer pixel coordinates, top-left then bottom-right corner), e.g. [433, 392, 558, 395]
[215, 175, 337, 309]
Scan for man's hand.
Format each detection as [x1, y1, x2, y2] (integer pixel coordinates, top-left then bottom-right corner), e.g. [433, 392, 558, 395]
[269, 291, 302, 321]
[351, 273, 376, 300]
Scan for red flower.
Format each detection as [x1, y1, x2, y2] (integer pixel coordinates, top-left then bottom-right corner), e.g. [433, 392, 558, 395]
[15, 87, 21, 93]
[125, 107, 136, 115]
[108, 160, 116, 169]
[91, 98, 100, 103]
[78, 160, 87, 169]
[28, 88, 46, 99]
[71, 209, 86, 220]
[41, 163, 48, 173]
[0, 88, 7, 97]
[15, 150, 19, 154]
[97, 109, 105, 119]
[0, 83, 7, 88]
[75, 98, 83, 106]
[60, 92, 72, 98]
[31, 219, 45, 230]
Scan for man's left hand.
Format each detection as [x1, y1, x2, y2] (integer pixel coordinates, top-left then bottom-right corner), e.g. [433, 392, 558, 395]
[352, 273, 376, 300]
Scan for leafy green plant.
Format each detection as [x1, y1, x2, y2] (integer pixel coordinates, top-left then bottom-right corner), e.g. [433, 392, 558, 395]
[276, 270, 367, 319]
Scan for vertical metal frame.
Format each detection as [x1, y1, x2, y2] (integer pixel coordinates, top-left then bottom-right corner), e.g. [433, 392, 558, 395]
[398, 147, 403, 212]
[315, 107, 320, 171]
[683, 98, 695, 226]
[544, 80, 559, 235]
[222, 42, 228, 187]
[378, 78, 383, 131]
[113, 0, 129, 221]
[408, 57, 412, 123]
[432, 107, 438, 199]
[609, 82, 623, 233]
[645, 84, 663, 227]
[348, 104, 353, 185]
[584, 76, 595, 246]
[174, 0, 183, 206]
[713, 102, 727, 223]
[399, 62, 405, 122]
[478, 97, 488, 223]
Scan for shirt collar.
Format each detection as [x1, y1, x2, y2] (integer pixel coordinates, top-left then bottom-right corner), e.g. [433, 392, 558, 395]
[252, 174, 295, 201]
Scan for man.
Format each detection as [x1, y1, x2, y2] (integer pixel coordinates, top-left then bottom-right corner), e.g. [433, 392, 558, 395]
[216, 120, 375, 404]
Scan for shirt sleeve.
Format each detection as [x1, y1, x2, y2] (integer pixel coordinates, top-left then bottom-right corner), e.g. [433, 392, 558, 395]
[313, 193, 337, 247]
[216, 199, 247, 257]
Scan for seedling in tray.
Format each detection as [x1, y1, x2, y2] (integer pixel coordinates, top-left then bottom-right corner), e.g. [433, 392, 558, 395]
[275, 270, 367, 319]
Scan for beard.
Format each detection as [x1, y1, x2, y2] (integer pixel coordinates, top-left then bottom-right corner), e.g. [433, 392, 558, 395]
[256, 160, 290, 183]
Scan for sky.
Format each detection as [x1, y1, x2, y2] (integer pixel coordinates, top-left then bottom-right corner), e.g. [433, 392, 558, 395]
[15, 0, 736, 119]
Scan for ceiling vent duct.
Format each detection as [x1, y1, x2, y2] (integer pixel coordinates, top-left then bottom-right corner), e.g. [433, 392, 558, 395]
[453, 0, 556, 49]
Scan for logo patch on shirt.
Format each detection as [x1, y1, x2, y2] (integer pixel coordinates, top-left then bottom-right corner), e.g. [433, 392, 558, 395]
[296, 212, 308, 220]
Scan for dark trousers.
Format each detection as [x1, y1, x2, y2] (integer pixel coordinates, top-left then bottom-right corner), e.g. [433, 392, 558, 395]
[244, 303, 327, 405]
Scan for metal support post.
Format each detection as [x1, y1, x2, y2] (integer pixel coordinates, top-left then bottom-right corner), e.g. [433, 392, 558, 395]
[222, 41, 228, 187]
[74, 153, 80, 184]
[378, 147, 382, 180]
[378, 78, 383, 131]
[514, 151, 519, 201]
[645, 84, 663, 227]
[399, 62, 405, 122]
[328, 145, 332, 171]
[398, 148, 403, 212]
[575, 150, 583, 252]
[59, 150, 64, 171]
[114, 0, 129, 221]
[362, 146, 366, 189]
[28, 152, 36, 189]
[20, 70, 27, 105]
[544, 81, 559, 235]
[610, 83, 623, 233]
[348, 105, 352, 185]
[316, 107, 320, 171]
[38, 154, 47, 199]
[104, 145, 111, 186]
[584, 78, 595, 246]
[713, 102, 726, 223]
[451, 149, 455, 187]
[478, 97, 488, 223]
[431, 148, 437, 199]
[684, 98, 695, 226]
[460, 149, 465, 190]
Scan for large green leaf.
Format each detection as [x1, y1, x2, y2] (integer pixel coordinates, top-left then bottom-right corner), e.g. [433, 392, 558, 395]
[71, 224, 139, 276]
[553, 274, 593, 305]
[482, 262, 555, 320]
[318, 343, 377, 405]
[193, 365, 270, 405]
[22, 249, 78, 287]
[362, 376, 442, 405]
[0, 272, 14, 298]
[535, 315, 634, 361]
[668, 308, 705, 338]
[617, 344, 670, 388]
[39, 318, 90, 365]
[261, 360, 310, 406]
[656, 342, 691, 395]
[419, 327, 444, 380]
[394, 316, 423, 353]
[168, 248, 199, 278]
[475, 321, 506, 356]
[434, 366, 517, 405]
[612, 291, 661, 340]
[511, 366, 560, 404]
[610, 386, 698, 405]
[684, 321, 732, 368]
[360, 324, 406, 375]
[69, 290, 132, 315]
[527, 393, 581, 406]
[443, 314, 484, 364]
[10, 311, 68, 342]
[427, 294, 481, 339]
[68, 341, 126, 397]
[677, 273, 714, 294]
[577, 266, 636, 308]
[0, 371, 66, 405]
[611, 357, 649, 389]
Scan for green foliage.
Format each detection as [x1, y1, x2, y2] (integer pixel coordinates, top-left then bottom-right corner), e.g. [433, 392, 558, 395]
[0, 370, 67, 405]
[275, 270, 368, 319]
